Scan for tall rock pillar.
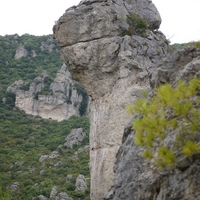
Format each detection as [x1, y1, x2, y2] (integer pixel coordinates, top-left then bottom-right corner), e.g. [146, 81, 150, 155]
[53, 0, 168, 199]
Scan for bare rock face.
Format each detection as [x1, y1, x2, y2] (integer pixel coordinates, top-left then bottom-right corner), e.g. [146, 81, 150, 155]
[75, 174, 87, 192]
[105, 47, 200, 200]
[63, 128, 86, 149]
[7, 64, 86, 121]
[14, 44, 28, 60]
[53, 0, 168, 199]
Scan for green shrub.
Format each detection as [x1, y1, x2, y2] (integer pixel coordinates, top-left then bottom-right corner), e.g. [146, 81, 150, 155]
[124, 13, 148, 36]
[0, 187, 10, 200]
[127, 77, 200, 168]
[187, 41, 200, 48]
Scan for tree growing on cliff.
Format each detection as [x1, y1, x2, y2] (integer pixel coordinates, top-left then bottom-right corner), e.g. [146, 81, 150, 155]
[126, 77, 200, 168]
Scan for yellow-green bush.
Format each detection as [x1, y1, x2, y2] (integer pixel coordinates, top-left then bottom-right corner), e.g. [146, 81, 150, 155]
[187, 41, 200, 48]
[127, 77, 200, 168]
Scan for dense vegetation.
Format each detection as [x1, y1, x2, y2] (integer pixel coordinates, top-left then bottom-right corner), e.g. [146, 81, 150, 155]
[0, 104, 90, 199]
[170, 40, 200, 52]
[126, 77, 200, 168]
[0, 34, 90, 199]
[0, 34, 62, 97]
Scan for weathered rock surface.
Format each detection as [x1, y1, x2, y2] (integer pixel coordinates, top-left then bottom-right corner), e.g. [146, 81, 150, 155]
[105, 48, 200, 200]
[50, 186, 73, 200]
[39, 151, 59, 162]
[66, 174, 73, 182]
[50, 186, 58, 199]
[14, 44, 28, 60]
[53, 0, 168, 199]
[32, 195, 47, 200]
[7, 64, 86, 121]
[9, 182, 20, 191]
[151, 46, 200, 88]
[75, 174, 87, 192]
[63, 128, 86, 149]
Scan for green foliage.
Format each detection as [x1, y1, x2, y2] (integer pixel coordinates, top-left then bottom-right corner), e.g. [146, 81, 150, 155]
[0, 34, 62, 96]
[0, 34, 90, 199]
[170, 40, 200, 52]
[128, 77, 200, 168]
[187, 41, 200, 48]
[124, 13, 148, 36]
[0, 101, 90, 200]
[0, 187, 10, 200]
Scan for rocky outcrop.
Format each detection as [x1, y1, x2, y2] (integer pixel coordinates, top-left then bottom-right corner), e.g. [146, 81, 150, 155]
[50, 186, 73, 200]
[40, 37, 56, 53]
[33, 195, 47, 200]
[53, 0, 168, 199]
[9, 182, 20, 191]
[75, 174, 87, 192]
[7, 64, 87, 121]
[14, 44, 28, 60]
[63, 128, 86, 149]
[105, 47, 200, 200]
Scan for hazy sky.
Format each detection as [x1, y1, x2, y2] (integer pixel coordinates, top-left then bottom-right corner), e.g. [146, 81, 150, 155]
[0, 0, 200, 44]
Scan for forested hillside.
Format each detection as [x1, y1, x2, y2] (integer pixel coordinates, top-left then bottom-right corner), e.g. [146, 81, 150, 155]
[0, 34, 90, 200]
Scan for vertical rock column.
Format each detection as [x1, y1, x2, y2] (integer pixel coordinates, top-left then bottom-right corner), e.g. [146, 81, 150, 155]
[53, 0, 167, 199]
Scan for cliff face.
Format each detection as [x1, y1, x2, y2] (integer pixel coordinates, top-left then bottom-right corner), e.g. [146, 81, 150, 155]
[53, 0, 169, 199]
[105, 48, 200, 200]
[8, 64, 86, 121]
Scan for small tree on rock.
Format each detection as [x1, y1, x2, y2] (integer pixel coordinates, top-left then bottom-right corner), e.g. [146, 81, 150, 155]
[126, 77, 200, 168]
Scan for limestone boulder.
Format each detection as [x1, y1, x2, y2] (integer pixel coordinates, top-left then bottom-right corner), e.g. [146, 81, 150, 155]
[14, 44, 28, 60]
[75, 174, 87, 192]
[63, 128, 86, 149]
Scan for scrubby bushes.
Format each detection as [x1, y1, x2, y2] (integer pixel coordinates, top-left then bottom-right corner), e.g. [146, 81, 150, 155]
[124, 13, 148, 36]
[126, 77, 200, 168]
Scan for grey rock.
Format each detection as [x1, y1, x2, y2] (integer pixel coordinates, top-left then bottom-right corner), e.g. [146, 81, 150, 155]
[72, 145, 90, 159]
[39, 155, 49, 162]
[150, 47, 200, 88]
[64, 128, 86, 149]
[32, 195, 47, 200]
[10, 182, 20, 191]
[49, 151, 59, 159]
[7, 64, 86, 121]
[14, 44, 28, 60]
[40, 37, 55, 53]
[54, 0, 161, 47]
[31, 50, 37, 57]
[56, 192, 73, 200]
[66, 174, 73, 182]
[50, 186, 58, 199]
[15, 161, 24, 165]
[54, 161, 63, 167]
[53, 0, 168, 198]
[40, 170, 45, 175]
[105, 119, 200, 200]
[104, 45, 200, 199]
[7, 80, 24, 92]
[75, 174, 87, 192]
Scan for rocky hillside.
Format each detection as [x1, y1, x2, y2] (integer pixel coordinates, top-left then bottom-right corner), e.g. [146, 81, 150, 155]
[0, 34, 88, 121]
[0, 103, 90, 199]
[7, 63, 87, 121]
[0, 34, 90, 199]
[53, 0, 200, 199]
